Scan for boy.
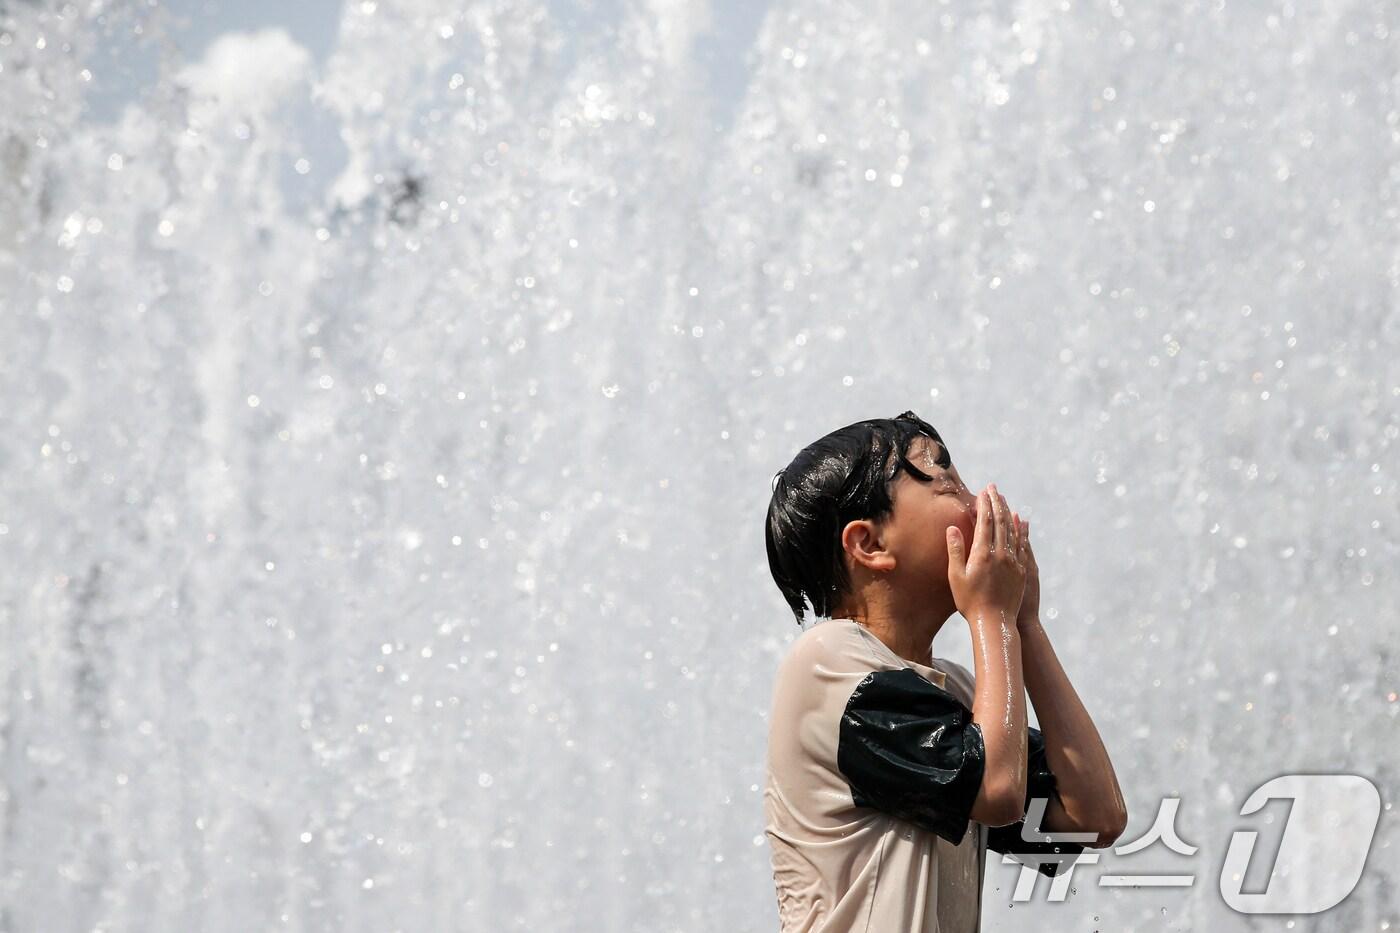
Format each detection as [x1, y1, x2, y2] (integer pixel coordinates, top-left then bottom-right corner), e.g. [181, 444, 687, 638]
[763, 410, 1127, 932]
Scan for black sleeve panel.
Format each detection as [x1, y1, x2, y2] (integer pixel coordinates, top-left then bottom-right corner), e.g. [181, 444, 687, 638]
[836, 668, 987, 845]
[985, 725, 1087, 877]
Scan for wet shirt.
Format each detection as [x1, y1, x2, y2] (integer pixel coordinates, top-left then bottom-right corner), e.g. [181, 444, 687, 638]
[763, 618, 1082, 933]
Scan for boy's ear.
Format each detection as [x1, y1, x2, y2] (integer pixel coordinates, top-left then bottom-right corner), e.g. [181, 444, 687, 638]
[841, 519, 896, 574]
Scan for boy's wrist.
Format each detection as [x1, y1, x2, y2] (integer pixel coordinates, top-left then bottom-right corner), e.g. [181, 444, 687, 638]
[963, 604, 1020, 627]
[1017, 615, 1049, 642]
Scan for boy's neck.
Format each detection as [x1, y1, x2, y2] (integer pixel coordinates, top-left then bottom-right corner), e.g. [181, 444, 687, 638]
[845, 611, 948, 668]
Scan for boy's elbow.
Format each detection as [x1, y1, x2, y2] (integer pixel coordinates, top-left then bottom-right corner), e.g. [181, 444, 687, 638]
[1089, 805, 1129, 848]
[974, 779, 1028, 828]
[1046, 790, 1127, 847]
[988, 801, 1024, 828]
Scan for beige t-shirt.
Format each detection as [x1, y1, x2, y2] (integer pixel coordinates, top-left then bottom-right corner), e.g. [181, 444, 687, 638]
[763, 618, 1079, 933]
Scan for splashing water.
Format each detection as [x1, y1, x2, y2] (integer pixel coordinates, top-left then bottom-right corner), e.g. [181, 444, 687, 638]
[2, 1, 1398, 930]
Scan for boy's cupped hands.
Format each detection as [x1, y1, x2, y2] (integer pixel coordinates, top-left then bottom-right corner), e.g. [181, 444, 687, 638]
[946, 482, 1039, 628]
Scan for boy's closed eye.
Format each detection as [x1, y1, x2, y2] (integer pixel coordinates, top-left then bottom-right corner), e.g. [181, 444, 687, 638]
[936, 474, 969, 494]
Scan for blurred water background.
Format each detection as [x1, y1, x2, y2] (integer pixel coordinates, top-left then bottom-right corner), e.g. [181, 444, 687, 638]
[1, 0, 1397, 930]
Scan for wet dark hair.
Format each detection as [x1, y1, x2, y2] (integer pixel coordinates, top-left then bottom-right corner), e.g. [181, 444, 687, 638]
[765, 410, 951, 626]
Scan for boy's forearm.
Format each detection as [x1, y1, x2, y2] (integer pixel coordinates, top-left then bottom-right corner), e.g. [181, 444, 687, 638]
[1018, 616, 1128, 843]
[967, 610, 1028, 817]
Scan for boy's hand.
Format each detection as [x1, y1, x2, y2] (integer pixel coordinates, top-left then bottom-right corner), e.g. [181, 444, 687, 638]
[946, 483, 1026, 623]
[1013, 513, 1040, 626]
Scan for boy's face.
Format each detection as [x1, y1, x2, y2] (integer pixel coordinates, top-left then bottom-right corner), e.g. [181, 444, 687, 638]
[880, 435, 980, 596]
